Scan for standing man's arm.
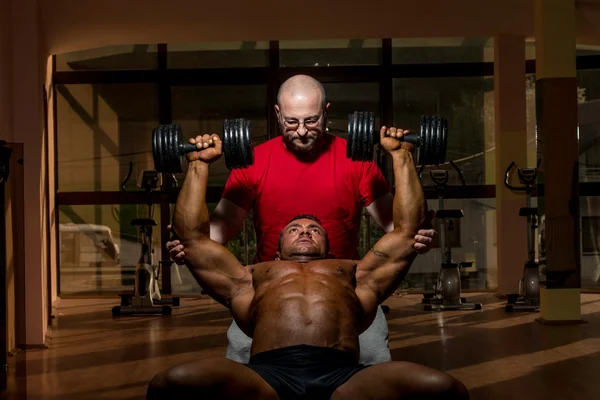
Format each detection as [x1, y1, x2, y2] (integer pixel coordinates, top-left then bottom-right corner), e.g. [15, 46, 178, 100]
[210, 199, 250, 243]
[366, 193, 436, 253]
[173, 134, 255, 333]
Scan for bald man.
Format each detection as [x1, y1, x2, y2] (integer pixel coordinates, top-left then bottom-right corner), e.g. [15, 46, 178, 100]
[167, 74, 437, 365]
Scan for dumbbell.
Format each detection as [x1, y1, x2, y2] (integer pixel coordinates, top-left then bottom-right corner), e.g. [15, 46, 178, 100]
[346, 111, 448, 166]
[152, 118, 253, 173]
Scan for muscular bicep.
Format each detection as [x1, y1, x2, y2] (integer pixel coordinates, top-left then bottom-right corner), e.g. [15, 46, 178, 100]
[355, 231, 417, 313]
[182, 237, 254, 323]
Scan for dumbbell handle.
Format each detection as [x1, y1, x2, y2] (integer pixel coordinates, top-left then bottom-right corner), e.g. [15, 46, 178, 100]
[180, 142, 197, 154]
[374, 132, 422, 146]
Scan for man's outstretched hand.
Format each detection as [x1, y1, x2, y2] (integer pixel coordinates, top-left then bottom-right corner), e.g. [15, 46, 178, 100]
[166, 224, 186, 265]
[413, 209, 436, 254]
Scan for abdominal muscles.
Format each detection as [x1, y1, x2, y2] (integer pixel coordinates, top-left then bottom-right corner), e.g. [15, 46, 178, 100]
[250, 272, 363, 355]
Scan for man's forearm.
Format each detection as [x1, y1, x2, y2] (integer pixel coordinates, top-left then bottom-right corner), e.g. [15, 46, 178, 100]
[173, 161, 210, 242]
[390, 149, 427, 236]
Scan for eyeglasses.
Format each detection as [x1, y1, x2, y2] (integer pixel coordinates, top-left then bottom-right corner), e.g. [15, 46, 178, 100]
[281, 115, 322, 130]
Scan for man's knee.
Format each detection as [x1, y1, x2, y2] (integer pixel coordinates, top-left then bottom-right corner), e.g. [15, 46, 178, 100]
[146, 370, 171, 400]
[146, 364, 217, 399]
[427, 372, 470, 400]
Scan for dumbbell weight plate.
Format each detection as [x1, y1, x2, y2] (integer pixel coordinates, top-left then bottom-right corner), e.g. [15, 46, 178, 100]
[347, 111, 376, 162]
[440, 117, 448, 165]
[169, 124, 185, 173]
[238, 118, 252, 168]
[230, 119, 240, 169]
[418, 116, 428, 166]
[418, 116, 447, 166]
[243, 119, 253, 168]
[434, 117, 443, 165]
[366, 111, 375, 161]
[223, 118, 254, 169]
[234, 119, 245, 169]
[364, 111, 375, 161]
[152, 124, 185, 174]
[358, 112, 366, 161]
[223, 119, 233, 170]
[152, 126, 163, 172]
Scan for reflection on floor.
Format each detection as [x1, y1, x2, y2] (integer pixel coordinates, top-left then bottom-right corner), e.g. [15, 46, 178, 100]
[4, 293, 600, 399]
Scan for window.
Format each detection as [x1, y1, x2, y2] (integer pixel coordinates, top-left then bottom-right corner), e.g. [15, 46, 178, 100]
[170, 85, 268, 185]
[576, 70, 600, 182]
[580, 201, 600, 289]
[167, 41, 269, 68]
[279, 39, 382, 67]
[366, 198, 497, 291]
[56, 45, 159, 71]
[322, 82, 380, 141]
[392, 76, 494, 184]
[392, 37, 493, 64]
[56, 83, 159, 192]
[59, 204, 162, 295]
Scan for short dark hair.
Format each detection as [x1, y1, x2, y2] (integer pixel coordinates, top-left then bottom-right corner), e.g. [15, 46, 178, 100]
[277, 214, 329, 253]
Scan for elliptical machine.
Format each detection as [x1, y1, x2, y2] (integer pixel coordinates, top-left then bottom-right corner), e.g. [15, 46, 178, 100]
[504, 161, 540, 312]
[112, 162, 180, 316]
[421, 161, 483, 311]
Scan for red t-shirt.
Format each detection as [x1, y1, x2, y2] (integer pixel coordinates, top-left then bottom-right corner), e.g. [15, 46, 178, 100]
[221, 134, 391, 262]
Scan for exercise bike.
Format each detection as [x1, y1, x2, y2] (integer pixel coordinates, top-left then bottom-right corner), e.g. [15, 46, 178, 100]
[504, 161, 540, 312]
[421, 161, 482, 311]
[112, 162, 180, 316]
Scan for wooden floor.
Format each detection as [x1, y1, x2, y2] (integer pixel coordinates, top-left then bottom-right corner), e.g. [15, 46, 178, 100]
[3, 293, 600, 399]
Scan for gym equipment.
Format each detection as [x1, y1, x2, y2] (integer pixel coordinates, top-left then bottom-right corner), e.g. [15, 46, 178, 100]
[346, 111, 448, 166]
[421, 161, 482, 311]
[112, 162, 180, 316]
[152, 118, 252, 174]
[504, 161, 540, 312]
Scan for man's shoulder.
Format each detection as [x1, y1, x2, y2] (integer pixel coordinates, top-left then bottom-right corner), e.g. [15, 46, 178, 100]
[328, 134, 348, 148]
[326, 135, 373, 167]
[235, 136, 283, 174]
[253, 136, 283, 155]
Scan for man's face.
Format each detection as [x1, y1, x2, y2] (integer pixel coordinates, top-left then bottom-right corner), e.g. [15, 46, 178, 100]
[275, 92, 330, 155]
[277, 218, 329, 262]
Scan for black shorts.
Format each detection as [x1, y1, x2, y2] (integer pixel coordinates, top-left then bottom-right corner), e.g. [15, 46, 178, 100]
[246, 344, 368, 400]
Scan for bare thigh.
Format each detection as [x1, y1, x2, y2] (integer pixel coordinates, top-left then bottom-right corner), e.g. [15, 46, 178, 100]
[146, 357, 279, 400]
[331, 361, 469, 400]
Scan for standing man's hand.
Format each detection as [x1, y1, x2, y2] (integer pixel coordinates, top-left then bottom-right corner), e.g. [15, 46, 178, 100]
[166, 224, 186, 265]
[413, 209, 436, 254]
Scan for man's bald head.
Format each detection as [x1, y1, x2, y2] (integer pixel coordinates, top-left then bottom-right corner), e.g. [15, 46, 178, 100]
[277, 74, 327, 109]
[274, 75, 330, 155]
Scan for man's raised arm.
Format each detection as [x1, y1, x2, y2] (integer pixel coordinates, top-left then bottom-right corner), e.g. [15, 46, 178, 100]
[172, 134, 254, 328]
[355, 127, 427, 319]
